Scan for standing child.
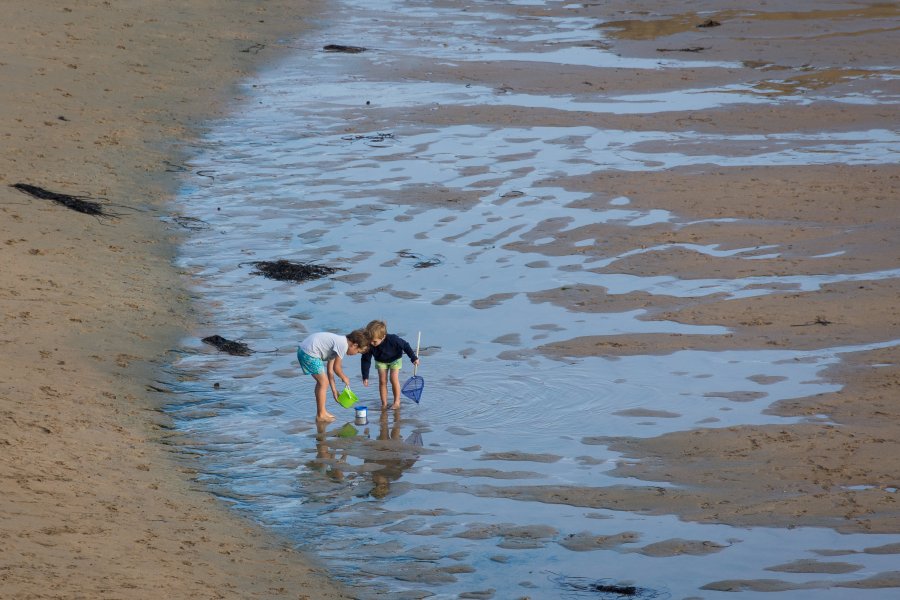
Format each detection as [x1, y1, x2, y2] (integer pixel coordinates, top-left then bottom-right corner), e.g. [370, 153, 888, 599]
[297, 329, 369, 422]
[361, 320, 419, 410]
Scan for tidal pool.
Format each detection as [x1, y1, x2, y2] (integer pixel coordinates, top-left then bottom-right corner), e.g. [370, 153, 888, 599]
[165, 0, 900, 597]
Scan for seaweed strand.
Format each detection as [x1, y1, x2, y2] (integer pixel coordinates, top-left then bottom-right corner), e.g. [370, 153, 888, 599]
[12, 183, 111, 216]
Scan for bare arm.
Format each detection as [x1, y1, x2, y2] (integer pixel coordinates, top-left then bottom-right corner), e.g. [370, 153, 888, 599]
[332, 355, 350, 387]
[327, 359, 339, 399]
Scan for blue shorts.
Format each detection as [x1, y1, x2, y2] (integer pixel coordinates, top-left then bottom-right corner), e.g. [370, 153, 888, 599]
[297, 348, 325, 375]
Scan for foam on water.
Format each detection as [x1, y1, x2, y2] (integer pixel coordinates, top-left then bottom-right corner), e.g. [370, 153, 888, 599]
[165, 0, 900, 597]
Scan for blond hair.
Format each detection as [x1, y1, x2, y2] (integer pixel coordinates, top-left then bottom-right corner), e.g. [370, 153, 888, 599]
[364, 319, 387, 341]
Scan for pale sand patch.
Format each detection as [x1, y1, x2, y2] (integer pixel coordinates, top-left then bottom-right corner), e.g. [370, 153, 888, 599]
[765, 559, 863, 574]
[631, 538, 729, 557]
[434, 467, 545, 480]
[612, 409, 681, 418]
[558, 531, 640, 552]
[1, 1, 351, 598]
[701, 570, 900, 593]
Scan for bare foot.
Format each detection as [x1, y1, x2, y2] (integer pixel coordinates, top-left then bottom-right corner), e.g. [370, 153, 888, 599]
[316, 413, 336, 423]
[391, 402, 401, 410]
[380, 403, 388, 410]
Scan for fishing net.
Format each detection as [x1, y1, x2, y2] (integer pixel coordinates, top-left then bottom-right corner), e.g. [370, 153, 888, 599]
[401, 375, 424, 403]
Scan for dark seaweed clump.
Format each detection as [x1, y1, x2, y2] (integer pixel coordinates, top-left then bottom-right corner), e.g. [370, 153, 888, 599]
[248, 259, 345, 283]
[323, 44, 367, 53]
[201, 335, 252, 356]
[397, 251, 442, 269]
[12, 183, 111, 216]
[549, 573, 666, 599]
[656, 46, 706, 53]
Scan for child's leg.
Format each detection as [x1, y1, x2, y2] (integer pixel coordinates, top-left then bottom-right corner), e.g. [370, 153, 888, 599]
[389, 367, 402, 409]
[312, 372, 335, 422]
[377, 368, 389, 409]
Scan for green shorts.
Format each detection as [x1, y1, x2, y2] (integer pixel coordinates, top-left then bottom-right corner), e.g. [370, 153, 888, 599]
[375, 357, 402, 371]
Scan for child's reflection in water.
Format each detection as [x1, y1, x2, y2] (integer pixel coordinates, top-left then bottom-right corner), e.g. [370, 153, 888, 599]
[369, 411, 421, 499]
[310, 419, 348, 482]
[308, 414, 422, 496]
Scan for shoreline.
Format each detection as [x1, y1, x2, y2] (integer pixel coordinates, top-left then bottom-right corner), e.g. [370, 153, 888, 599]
[1, 1, 350, 597]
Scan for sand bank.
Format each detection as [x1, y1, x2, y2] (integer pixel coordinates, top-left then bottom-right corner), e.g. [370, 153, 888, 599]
[1, 1, 349, 597]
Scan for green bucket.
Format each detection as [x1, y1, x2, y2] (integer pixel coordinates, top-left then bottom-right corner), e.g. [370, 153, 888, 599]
[336, 386, 359, 408]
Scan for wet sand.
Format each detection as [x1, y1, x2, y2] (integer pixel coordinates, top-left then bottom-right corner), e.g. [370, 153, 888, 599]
[2, 0, 899, 597]
[335, 0, 900, 561]
[514, 2, 900, 536]
[343, 0, 900, 538]
[1, 1, 349, 598]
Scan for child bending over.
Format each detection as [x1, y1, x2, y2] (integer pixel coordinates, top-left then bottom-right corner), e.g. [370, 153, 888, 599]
[297, 329, 369, 422]
[362, 320, 419, 410]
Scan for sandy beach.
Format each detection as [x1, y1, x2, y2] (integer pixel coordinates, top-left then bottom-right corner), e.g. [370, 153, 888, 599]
[2, 0, 899, 597]
[1, 1, 349, 598]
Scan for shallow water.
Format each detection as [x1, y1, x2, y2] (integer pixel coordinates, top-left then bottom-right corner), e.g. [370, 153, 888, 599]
[166, 1, 900, 597]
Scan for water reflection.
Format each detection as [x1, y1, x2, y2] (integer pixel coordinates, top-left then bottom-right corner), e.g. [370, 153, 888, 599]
[309, 420, 350, 483]
[367, 411, 423, 499]
[305, 414, 425, 502]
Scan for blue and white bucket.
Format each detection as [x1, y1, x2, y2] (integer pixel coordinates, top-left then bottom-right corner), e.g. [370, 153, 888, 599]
[354, 405, 367, 425]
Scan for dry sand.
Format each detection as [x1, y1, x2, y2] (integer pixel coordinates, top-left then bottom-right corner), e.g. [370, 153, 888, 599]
[2, 0, 899, 598]
[1, 1, 350, 598]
